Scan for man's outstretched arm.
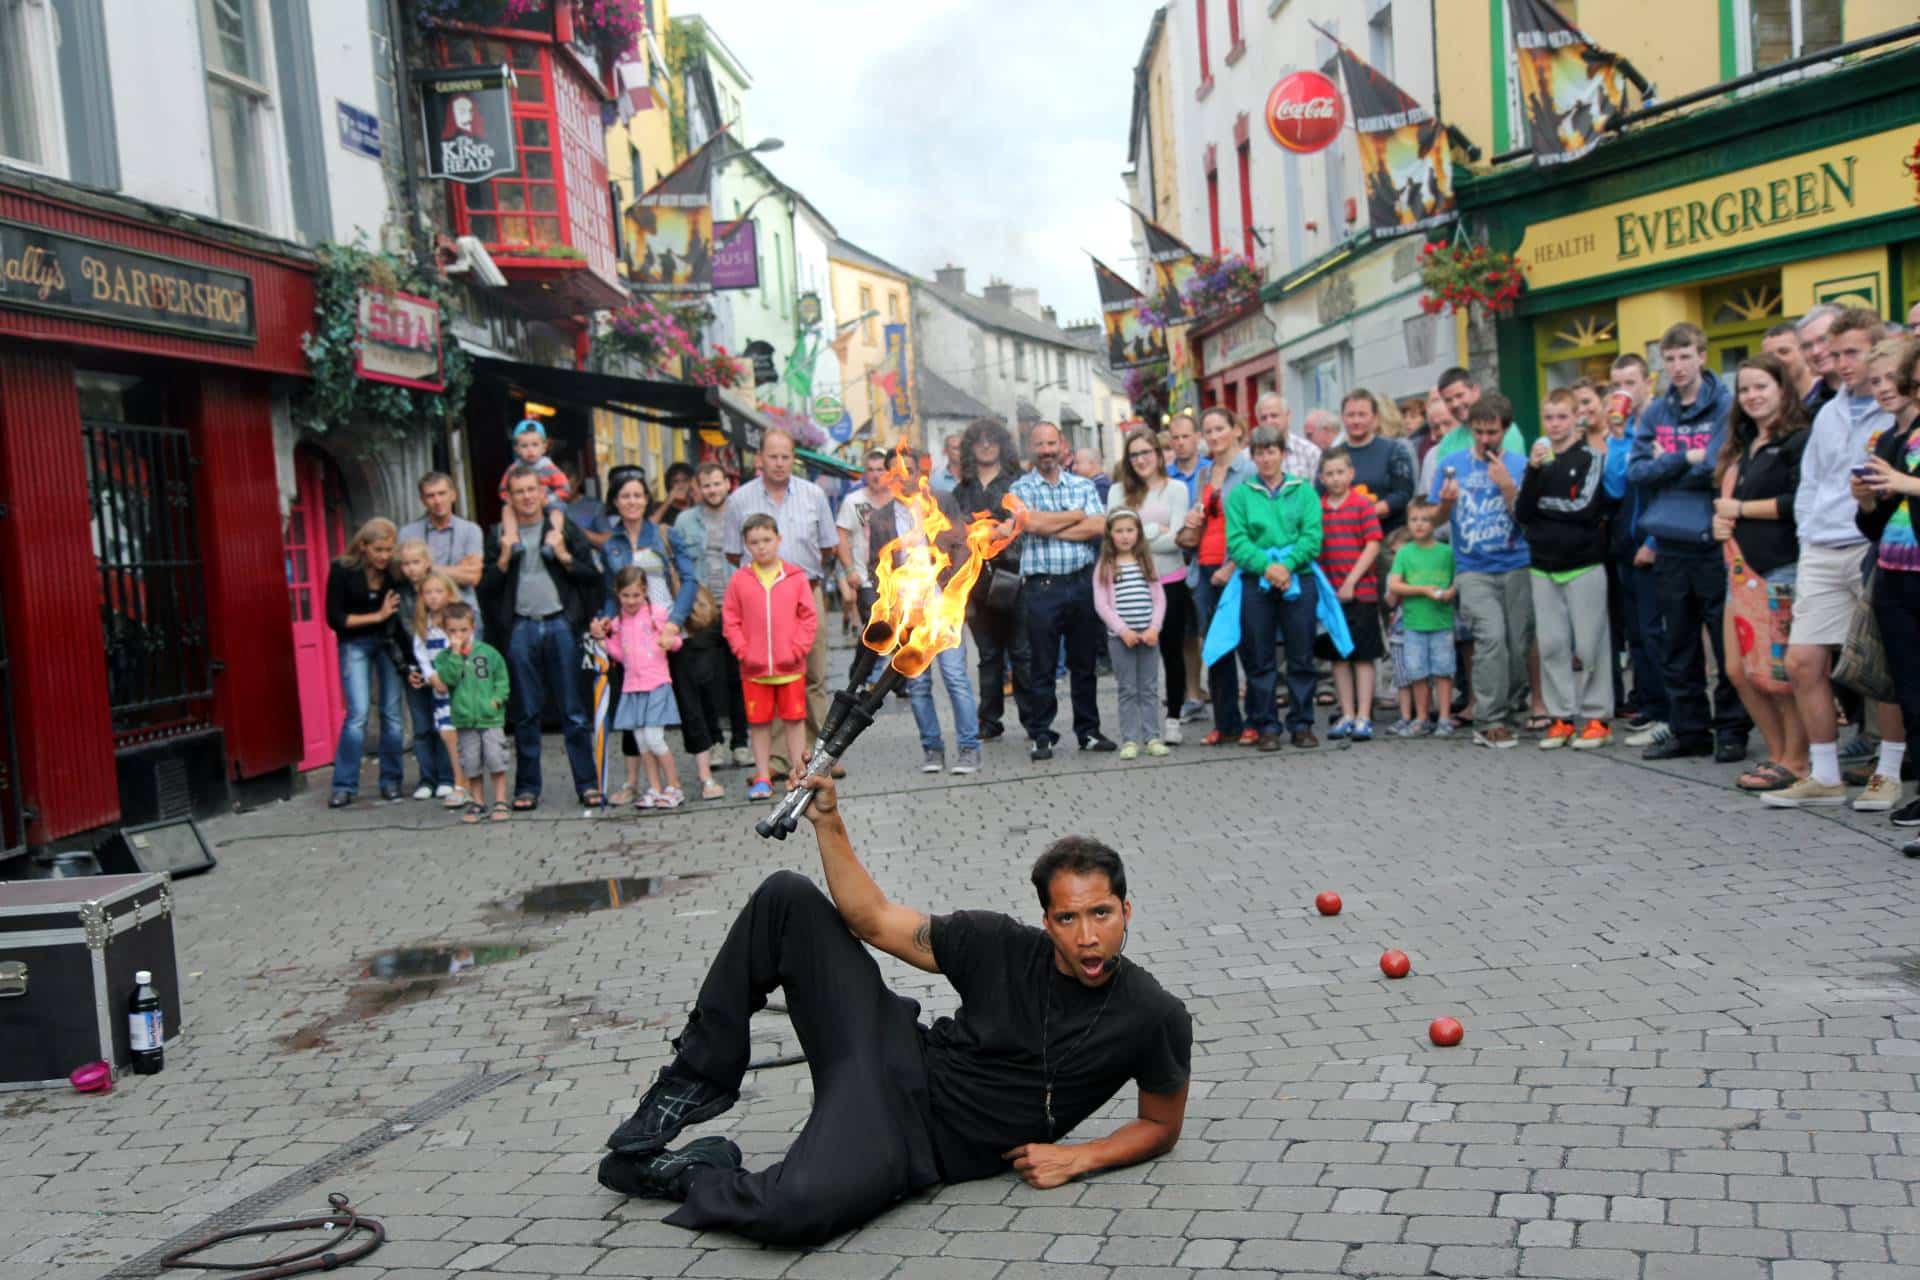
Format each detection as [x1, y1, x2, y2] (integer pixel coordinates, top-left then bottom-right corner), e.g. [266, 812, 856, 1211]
[798, 775, 939, 974]
[1004, 1082, 1189, 1189]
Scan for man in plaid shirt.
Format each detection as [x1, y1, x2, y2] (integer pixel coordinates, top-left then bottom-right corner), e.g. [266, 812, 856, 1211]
[1011, 422, 1117, 760]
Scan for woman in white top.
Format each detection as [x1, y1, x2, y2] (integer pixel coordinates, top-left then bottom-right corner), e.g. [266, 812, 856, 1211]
[1109, 426, 1194, 744]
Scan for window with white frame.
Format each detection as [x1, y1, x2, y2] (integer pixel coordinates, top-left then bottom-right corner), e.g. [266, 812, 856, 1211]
[1, 0, 65, 172]
[1294, 345, 1349, 414]
[1742, 0, 1843, 71]
[1319, 53, 1348, 237]
[199, 0, 274, 228]
[1367, 2, 1394, 80]
[1014, 340, 1028, 381]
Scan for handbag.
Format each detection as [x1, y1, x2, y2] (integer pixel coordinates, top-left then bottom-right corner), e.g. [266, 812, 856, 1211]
[1833, 567, 1896, 702]
[982, 562, 1023, 612]
[1717, 469, 1792, 696]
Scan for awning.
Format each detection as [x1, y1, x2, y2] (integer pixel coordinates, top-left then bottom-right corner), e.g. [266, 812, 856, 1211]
[797, 446, 859, 479]
[467, 353, 719, 426]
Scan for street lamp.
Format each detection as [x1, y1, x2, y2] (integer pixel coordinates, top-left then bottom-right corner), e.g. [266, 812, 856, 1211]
[715, 136, 784, 168]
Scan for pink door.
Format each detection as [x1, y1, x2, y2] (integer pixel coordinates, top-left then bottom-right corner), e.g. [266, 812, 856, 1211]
[287, 448, 345, 771]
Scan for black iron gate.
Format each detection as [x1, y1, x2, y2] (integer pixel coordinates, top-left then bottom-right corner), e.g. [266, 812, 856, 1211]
[80, 419, 214, 742]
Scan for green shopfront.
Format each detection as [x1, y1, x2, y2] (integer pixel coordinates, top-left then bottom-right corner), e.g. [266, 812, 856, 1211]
[1455, 42, 1920, 421]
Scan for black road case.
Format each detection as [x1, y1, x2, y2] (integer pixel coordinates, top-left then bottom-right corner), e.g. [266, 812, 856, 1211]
[0, 873, 183, 1088]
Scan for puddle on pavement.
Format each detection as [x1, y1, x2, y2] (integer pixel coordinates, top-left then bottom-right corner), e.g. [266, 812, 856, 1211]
[488, 874, 708, 920]
[276, 941, 540, 1053]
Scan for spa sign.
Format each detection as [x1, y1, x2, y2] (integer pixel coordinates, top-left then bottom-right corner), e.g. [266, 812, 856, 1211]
[0, 219, 255, 343]
[1513, 125, 1919, 291]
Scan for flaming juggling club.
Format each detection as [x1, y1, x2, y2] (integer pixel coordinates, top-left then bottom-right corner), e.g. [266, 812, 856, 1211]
[755, 623, 899, 840]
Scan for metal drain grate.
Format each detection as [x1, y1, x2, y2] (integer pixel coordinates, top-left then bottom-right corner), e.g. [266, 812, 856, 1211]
[100, 1068, 524, 1279]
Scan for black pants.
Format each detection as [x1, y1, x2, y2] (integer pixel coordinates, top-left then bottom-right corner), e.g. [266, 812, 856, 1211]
[665, 872, 941, 1246]
[1653, 548, 1750, 743]
[1159, 579, 1193, 719]
[1019, 568, 1104, 745]
[1874, 569, 1920, 745]
[969, 585, 1034, 737]
[668, 632, 731, 756]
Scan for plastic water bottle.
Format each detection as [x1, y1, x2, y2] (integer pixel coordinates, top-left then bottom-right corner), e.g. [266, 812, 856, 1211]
[128, 970, 164, 1075]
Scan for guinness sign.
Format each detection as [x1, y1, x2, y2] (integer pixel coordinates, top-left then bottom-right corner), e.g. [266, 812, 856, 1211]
[417, 65, 517, 185]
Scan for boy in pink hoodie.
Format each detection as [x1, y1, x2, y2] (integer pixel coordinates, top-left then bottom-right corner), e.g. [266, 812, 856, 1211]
[722, 514, 819, 799]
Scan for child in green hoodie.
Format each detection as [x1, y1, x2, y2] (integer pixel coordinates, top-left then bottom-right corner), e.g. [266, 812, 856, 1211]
[433, 603, 512, 823]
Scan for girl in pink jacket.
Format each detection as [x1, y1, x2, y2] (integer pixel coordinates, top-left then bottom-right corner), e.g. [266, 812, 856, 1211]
[590, 566, 686, 809]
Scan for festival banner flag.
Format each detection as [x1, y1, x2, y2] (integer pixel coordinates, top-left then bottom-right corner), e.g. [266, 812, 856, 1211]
[1508, 0, 1629, 166]
[1140, 217, 1202, 320]
[624, 136, 717, 293]
[1332, 43, 1453, 238]
[882, 322, 913, 427]
[1092, 257, 1166, 371]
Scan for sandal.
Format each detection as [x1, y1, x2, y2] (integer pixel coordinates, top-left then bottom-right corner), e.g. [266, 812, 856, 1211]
[1315, 688, 1337, 706]
[636, 790, 660, 810]
[579, 789, 607, 808]
[490, 801, 511, 823]
[701, 778, 725, 801]
[511, 794, 539, 811]
[441, 787, 470, 810]
[460, 801, 486, 825]
[608, 785, 635, 806]
[1738, 761, 1797, 792]
[656, 787, 683, 810]
[1524, 715, 1552, 734]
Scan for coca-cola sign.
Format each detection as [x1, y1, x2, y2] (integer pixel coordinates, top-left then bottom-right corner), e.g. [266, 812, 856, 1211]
[1266, 70, 1345, 155]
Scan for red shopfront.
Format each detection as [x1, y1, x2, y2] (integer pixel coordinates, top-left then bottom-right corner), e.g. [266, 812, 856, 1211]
[0, 176, 315, 855]
[1195, 304, 1280, 418]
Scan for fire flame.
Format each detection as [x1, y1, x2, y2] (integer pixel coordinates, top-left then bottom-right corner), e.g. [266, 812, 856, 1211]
[864, 447, 1024, 678]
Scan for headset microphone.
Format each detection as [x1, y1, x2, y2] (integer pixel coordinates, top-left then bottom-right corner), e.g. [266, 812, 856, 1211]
[1101, 925, 1130, 973]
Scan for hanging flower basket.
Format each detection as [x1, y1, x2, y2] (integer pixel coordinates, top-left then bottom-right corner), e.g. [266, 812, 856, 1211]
[595, 298, 705, 375]
[412, 0, 645, 61]
[1417, 239, 1526, 316]
[1180, 254, 1265, 320]
[687, 347, 744, 389]
[1904, 135, 1920, 204]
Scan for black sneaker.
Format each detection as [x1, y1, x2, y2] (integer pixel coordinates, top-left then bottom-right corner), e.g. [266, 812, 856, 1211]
[1079, 734, 1118, 753]
[1644, 735, 1712, 761]
[596, 1136, 741, 1201]
[1714, 737, 1749, 765]
[1623, 711, 1655, 732]
[1029, 740, 1054, 761]
[605, 1066, 739, 1156]
[979, 723, 1005, 742]
[1905, 837, 1920, 858]
[1892, 797, 1920, 828]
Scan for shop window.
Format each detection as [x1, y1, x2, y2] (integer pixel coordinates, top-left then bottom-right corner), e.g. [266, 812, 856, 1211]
[1745, 0, 1843, 71]
[1703, 272, 1783, 373]
[859, 285, 875, 342]
[199, 0, 275, 230]
[1, 0, 62, 172]
[1403, 312, 1438, 368]
[1534, 307, 1618, 392]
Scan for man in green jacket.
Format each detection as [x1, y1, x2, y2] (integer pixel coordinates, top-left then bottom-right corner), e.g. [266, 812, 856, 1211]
[433, 603, 513, 822]
[1225, 426, 1325, 750]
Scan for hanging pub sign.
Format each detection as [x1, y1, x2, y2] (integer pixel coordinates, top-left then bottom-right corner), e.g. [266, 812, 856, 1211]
[1091, 255, 1165, 370]
[1332, 42, 1454, 237]
[711, 219, 760, 290]
[1265, 70, 1345, 155]
[626, 136, 717, 293]
[417, 65, 517, 184]
[0, 218, 255, 343]
[355, 288, 444, 391]
[743, 338, 779, 385]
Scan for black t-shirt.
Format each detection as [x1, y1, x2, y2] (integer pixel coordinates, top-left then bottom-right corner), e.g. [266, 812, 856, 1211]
[1731, 428, 1808, 576]
[951, 472, 1022, 573]
[923, 911, 1191, 1182]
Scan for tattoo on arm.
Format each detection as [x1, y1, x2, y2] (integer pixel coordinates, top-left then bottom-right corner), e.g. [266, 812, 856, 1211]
[912, 918, 932, 955]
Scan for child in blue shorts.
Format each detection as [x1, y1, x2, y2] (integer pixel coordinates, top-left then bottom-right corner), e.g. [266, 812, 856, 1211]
[1388, 498, 1458, 736]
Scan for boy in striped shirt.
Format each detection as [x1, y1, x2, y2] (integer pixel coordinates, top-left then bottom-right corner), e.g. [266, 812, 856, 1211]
[1318, 447, 1386, 740]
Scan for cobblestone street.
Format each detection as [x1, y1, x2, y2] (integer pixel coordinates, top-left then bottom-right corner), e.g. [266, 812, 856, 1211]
[7, 644, 1920, 1280]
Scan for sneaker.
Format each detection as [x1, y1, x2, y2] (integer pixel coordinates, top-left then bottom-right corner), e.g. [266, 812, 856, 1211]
[1162, 717, 1184, 745]
[708, 745, 728, 770]
[1761, 776, 1849, 808]
[701, 778, 725, 800]
[950, 747, 981, 774]
[1571, 720, 1613, 751]
[1391, 717, 1420, 738]
[327, 790, 353, 808]
[1714, 736, 1749, 765]
[1118, 741, 1140, 761]
[433, 784, 454, 799]
[597, 1136, 742, 1201]
[412, 784, 434, 801]
[1644, 735, 1712, 761]
[1474, 726, 1519, 749]
[1290, 729, 1319, 749]
[1625, 720, 1672, 749]
[746, 777, 773, 801]
[731, 746, 755, 769]
[1236, 728, 1260, 746]
[1030, 740, 1054, 762]
[1623, 711, 1657, 733]
[1539, 720, 1576, 750]
[1145, 739, 1170, 757]
[1906, 837, 1920, 857]
[1839, 733, 1879, 764]
[1080, 734, 1119, 753]
[1431, 718, 1455, 738]
[1328, 717, 1354, 741]
[1350, 719, 1373, 742]
[605, 1067, 741, 1156]
[1853, 774, 1902, 812]
[1179, 697, 1207, 723]
[1891, 796, 1920, 827]
[921, 749, 945, 774]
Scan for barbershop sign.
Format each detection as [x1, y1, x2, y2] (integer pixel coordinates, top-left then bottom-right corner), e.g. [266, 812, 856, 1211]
[0, 219, 255, 343]
[1514, 125, 1918, 292]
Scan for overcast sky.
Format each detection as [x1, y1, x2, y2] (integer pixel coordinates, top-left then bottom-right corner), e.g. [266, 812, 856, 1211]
[679, 0, 1163, 326]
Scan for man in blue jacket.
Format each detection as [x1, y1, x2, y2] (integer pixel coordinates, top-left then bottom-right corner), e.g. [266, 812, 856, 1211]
[1626, 322, 1751, 763]
[1605, 354, 1668, 743]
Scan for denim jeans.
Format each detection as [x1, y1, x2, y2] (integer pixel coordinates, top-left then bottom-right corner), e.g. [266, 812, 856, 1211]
[907, 646, 980, 752]
[405, 679, 453, 789]
[1192, 567, 1248, 736]
[1238, 572, 1318, 735]
[332, 636, 405, 794]
[506, 615, 599, 800]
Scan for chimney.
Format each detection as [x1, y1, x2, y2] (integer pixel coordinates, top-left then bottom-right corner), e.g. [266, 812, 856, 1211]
[982, 279, 1014, 309]
[934, 264, 967, 292]
[1041, 305, 1057, 328]
[1009, 288, 1042, 318]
